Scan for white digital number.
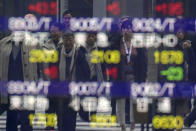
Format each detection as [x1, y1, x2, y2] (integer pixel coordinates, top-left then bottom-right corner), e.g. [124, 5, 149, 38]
[8, 17, 52, 31]
[131, 83, 175, 97]
[132, 33, 177, 48]
[132, 18, 176, 32]
[69, 82, 112, 96]
[70, 18, 113, 32]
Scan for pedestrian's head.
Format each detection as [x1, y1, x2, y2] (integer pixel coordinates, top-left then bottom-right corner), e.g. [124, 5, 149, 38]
[62, 10, 72, 25]
[119, 16, 130, 30]
[176, 17, 186, 41]
[86, 32, 97, 47]
[50, 23, 63, 41]
[62, 30, 75, 50]
[24, 13, 36, 20]
[121, 19, 132, 41]
[176, 29, 185, 40]
[24, 13, 37, 32]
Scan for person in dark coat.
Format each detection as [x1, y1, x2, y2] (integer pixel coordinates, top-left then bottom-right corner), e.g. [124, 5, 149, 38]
[57, 30, 90, 131]
[176, 31, 196, 128]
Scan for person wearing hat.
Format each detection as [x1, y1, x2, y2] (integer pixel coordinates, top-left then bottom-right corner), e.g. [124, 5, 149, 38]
[116, 18, 137, 131]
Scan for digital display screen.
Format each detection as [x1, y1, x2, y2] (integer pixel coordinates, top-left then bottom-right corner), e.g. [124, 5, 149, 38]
[0, 0, 196, 131]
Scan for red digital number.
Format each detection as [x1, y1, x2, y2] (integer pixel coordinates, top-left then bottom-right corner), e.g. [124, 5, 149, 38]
[107, 1, 121, 16]
[28, 1, 57, 15]
[106, 67, 118, 80]
[44, 66, 58, 79]
[155, 2, 184, 16]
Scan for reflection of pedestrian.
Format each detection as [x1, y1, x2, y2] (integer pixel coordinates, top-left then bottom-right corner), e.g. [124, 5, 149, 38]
[175, 30, 196, 82]
[38, 22, 63, 130]
[62, 10, 73, 30]
[175, 30, 196, 128]
[39, 22, 63, 81]
[58, 30, 77, 131]
[0, 14, 38, 131]
[84, 32, 104, 81]
[57, 30, 90, 131]
[116, 18, 136, 131]
[75, 32, 104, 122]
[155, 29, 196, 131]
